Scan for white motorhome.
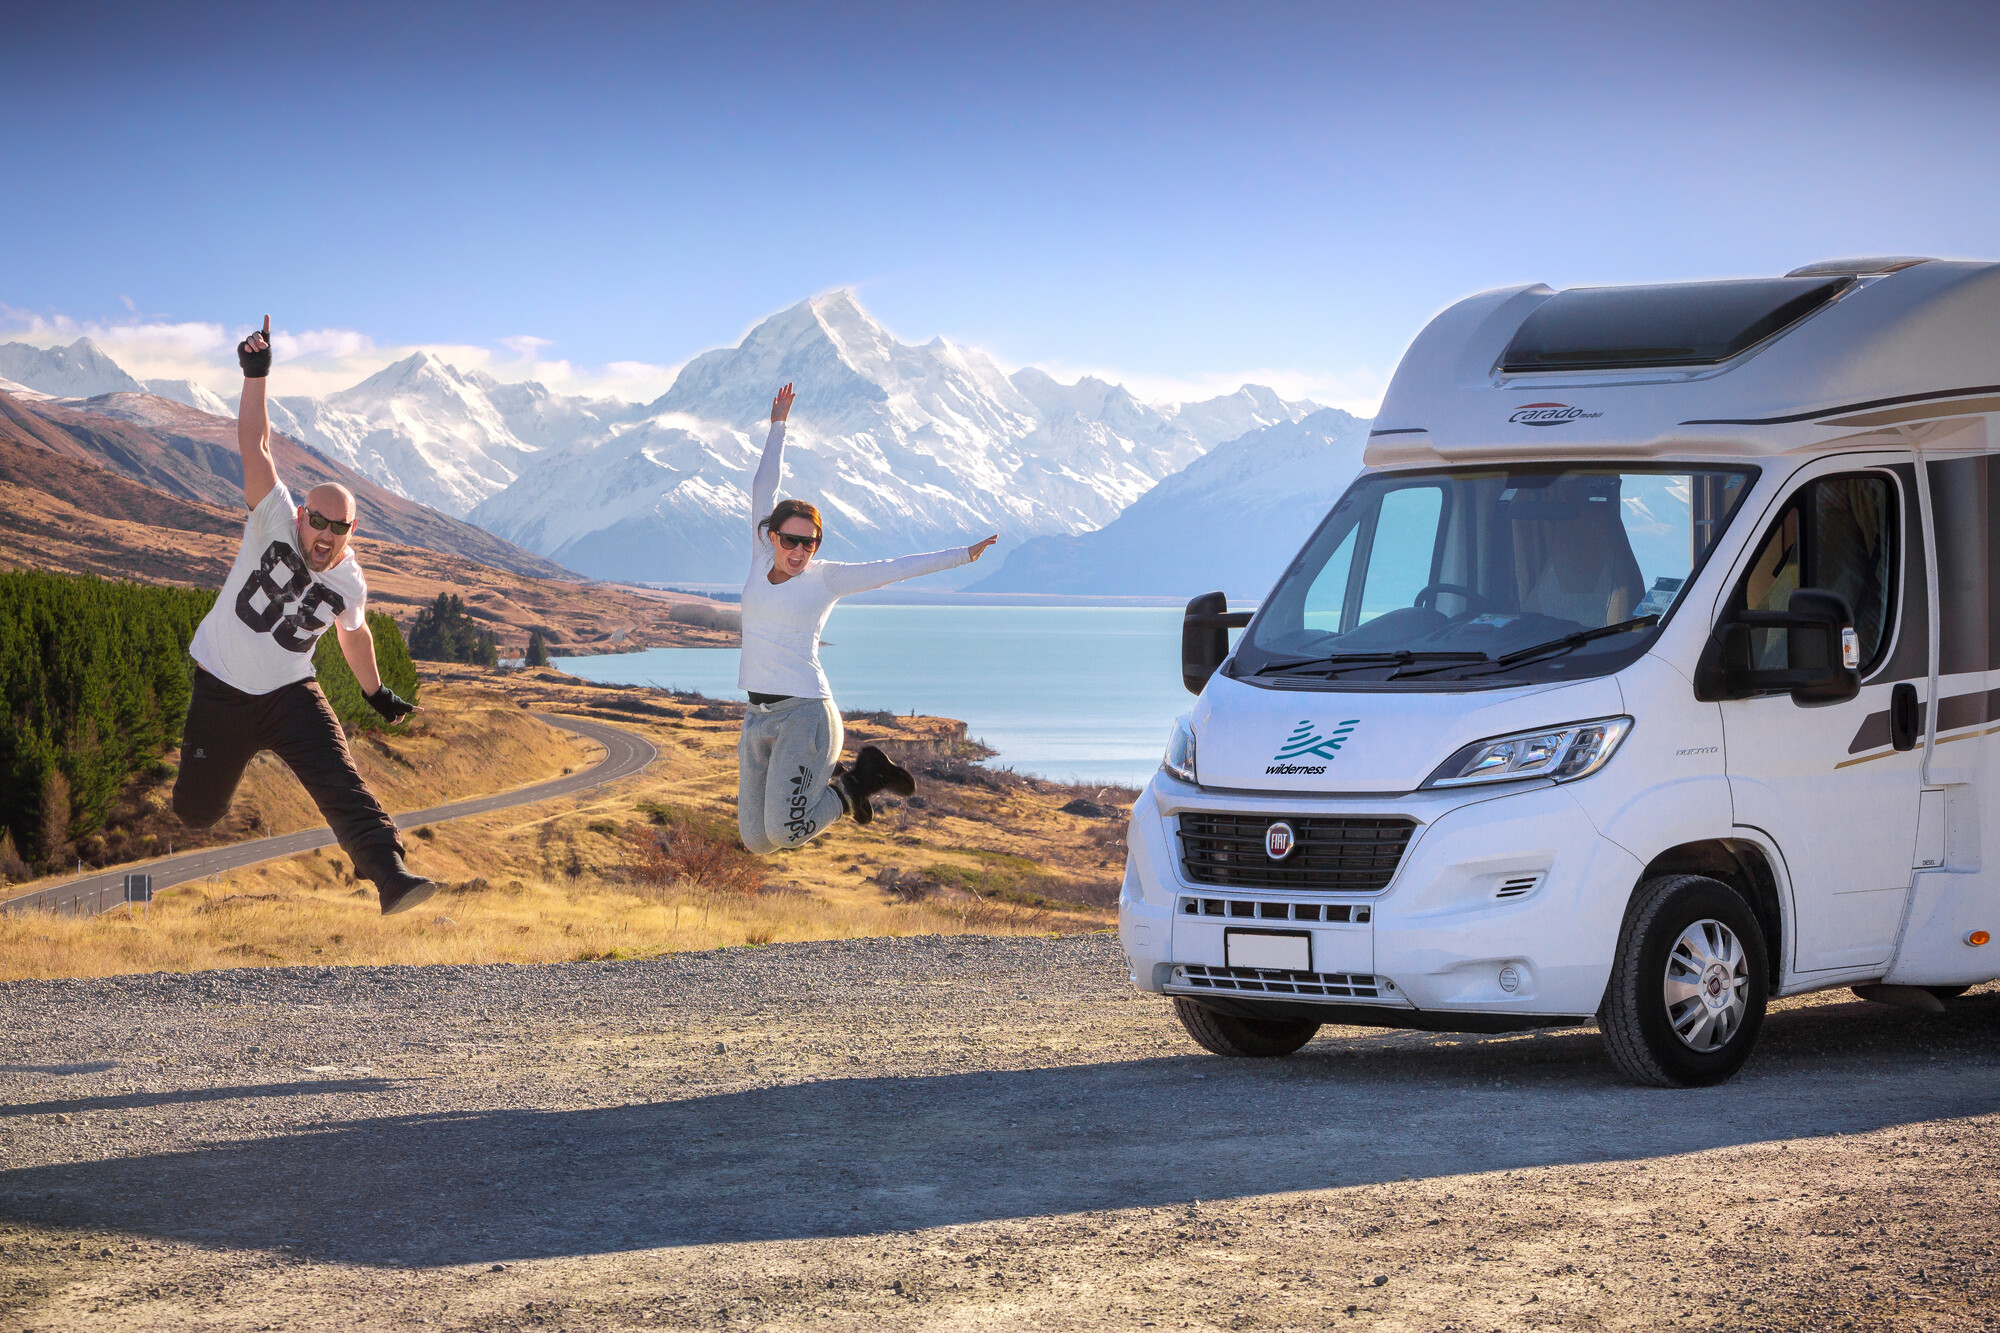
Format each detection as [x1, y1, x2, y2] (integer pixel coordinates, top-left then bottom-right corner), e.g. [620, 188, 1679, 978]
[1119, 257, 2000, 1086]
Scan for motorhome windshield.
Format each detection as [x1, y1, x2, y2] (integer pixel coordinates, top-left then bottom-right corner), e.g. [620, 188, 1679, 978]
[1233, 464, 1757, 688]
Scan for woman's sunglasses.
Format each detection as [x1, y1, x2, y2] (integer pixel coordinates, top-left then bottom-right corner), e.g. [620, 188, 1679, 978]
[775, 532, 821, 551]
[306, 509, 354, 536]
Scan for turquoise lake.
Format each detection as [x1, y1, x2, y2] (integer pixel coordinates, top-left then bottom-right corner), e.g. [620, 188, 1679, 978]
[553, 605, 1203, 789]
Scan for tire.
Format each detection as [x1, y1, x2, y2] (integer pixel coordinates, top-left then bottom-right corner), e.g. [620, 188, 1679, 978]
[1172, 997, 1320, 1058]
[1598, 874, 1770, 1088]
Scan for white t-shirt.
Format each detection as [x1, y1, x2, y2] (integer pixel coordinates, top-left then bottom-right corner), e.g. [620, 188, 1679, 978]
[190, 482, 369, 694]
[738, 421, 969, 699]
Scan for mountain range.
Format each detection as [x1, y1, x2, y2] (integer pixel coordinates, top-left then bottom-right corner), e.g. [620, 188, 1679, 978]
[0, 297, 1371, 595]
[968, 407, 1371, 599]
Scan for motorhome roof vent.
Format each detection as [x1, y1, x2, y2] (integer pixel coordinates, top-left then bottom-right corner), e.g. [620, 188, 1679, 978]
[1499, 276, 1853, 373]
[1786, 256, 1933, 278]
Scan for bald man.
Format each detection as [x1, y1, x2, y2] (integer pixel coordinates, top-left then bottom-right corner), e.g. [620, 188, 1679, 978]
[173, 316, 433, 914]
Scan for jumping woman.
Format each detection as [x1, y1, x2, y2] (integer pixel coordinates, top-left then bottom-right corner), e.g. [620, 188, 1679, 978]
[738, 382, 998, 853]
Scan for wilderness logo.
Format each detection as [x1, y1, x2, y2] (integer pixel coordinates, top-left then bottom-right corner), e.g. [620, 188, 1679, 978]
[1266, 718, 1360, 775]
[1507, 402, 1603, 427]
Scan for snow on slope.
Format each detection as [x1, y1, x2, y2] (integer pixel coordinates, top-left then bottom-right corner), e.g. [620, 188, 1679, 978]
[471, 291, 1319, 586]
[0, 338, 147, 398]
[969, 407, 1371, 599]
[258, 352, 628, 517]
[144, 378, 235, 417]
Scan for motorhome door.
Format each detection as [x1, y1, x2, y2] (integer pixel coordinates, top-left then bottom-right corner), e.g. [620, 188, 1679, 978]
[1716, 454, 1929, 975]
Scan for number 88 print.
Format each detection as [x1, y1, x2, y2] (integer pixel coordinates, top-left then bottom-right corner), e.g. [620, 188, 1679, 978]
[233, 541, 347, 653]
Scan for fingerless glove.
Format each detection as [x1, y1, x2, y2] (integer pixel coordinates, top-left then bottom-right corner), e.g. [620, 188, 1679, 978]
[237, 332, 272, 378]
[367, 686, 416, 723]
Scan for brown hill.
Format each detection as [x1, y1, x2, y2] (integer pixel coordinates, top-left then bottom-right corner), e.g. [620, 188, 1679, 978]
[0, 388, 570, 580]
[0, 430, 734, 655]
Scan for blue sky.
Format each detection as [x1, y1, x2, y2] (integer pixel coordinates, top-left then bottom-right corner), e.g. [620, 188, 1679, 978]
[3, 1, 1996, 409]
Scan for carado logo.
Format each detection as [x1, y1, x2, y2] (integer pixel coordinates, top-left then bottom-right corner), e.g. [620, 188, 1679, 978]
[1508, 402, 1603, 427]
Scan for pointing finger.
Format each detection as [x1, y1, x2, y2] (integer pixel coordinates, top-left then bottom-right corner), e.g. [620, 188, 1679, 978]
[262, 314, 271, 337]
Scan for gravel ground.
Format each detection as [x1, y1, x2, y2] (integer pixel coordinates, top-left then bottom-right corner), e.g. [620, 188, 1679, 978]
[3, 935, 2000, 1331]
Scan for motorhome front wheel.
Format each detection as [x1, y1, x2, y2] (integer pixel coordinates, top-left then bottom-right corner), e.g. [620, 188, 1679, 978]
[1599, 875, 1771, 1088]
[1171, 997, 1321, 1058]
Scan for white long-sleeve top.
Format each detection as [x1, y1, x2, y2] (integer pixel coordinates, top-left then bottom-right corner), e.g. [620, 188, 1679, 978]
[738, 420, 970, 698]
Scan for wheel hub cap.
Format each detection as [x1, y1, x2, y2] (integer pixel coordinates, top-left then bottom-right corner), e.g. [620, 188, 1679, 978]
[1662, 918, 1749, 1052]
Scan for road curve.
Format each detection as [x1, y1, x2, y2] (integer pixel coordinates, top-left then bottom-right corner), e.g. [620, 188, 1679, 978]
[0, 713, 656, 918]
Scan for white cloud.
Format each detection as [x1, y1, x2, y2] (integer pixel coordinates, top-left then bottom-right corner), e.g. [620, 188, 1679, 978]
[498, 334, 553, 360]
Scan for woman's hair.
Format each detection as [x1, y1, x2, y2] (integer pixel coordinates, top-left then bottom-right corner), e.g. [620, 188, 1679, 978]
[758, 498, 824, 542]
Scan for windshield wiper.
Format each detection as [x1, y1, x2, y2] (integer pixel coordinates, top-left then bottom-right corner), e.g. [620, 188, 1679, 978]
[1388, 615, 1662, 680]
[1253, 650, 1489, 677]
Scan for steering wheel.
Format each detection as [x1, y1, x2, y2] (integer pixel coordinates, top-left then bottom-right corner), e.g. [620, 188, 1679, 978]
[1414, 582, 1498, 614]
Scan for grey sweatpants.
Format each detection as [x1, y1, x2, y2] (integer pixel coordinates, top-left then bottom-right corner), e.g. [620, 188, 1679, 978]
[737, 695, 846, 854]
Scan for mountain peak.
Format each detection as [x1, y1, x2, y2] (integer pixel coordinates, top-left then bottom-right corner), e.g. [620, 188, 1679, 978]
[0, 337, 146, 398]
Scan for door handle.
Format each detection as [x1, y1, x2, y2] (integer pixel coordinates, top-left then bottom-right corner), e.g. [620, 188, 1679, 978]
[1891, 682, 1920, 752]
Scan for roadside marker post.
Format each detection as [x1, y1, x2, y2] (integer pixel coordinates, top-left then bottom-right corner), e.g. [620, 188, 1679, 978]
[125, 873, 153, 919]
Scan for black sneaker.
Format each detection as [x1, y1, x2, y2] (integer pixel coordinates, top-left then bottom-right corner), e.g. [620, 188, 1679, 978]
[377, 869, 439, 916]
[853, 745, 916, 798]
[836, 769, 875, 826]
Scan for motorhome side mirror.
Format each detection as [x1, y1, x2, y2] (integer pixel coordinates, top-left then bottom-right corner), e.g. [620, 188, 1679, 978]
[1182, 591, 1254, 695]
[1694, 588, 1861, 705]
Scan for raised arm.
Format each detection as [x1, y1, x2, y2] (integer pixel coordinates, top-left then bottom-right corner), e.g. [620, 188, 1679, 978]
[821, 534, 1000, 598]
[748, 382, 794, 542]
[236, 315, 280, 509]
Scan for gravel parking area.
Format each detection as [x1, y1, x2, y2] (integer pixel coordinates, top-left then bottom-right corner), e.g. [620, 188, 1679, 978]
[4, 935, 2000, 1330]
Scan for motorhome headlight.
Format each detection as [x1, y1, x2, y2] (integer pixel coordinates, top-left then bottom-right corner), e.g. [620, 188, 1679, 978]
[1423, 717, 1633, 789]
[1162, 714, 1198, 784]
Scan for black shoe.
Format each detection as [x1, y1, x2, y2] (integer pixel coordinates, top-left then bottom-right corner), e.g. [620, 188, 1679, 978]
[853, 745, 916, 798]
[375, 866, 438, 916]
[835, 769, 875, 826]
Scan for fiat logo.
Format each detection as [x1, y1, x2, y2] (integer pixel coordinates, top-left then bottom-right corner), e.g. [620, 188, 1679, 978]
[1265, 822, 1296, 861]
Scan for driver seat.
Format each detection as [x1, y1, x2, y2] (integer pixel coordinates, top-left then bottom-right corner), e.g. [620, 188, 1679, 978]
[1515, 493, 1645, 628]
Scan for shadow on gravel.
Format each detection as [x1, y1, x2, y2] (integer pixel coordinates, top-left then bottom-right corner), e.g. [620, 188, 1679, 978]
[4, 994, 1998, 1266]
[2, 1077, 398, 1119]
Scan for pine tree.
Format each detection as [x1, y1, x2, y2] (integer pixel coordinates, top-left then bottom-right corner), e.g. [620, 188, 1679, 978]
[36, 769, 72, 872]
[525, 628, 549, 667]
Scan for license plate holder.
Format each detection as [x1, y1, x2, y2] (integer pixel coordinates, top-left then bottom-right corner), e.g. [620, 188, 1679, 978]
[1224, 928, 1313, 973]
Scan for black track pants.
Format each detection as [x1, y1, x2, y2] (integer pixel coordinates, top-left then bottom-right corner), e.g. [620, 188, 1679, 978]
[172, 666, 404, 879]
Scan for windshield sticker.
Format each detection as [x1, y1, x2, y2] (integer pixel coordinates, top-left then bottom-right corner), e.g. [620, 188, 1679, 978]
[1267, 719, 1360, 775]
[1508, 402, 1604, 427]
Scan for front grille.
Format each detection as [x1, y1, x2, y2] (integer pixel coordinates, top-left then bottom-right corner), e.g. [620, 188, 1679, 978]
[1178, 813, 1416, 892]
[1172, 964, 1390, 999]
[1177, 895, 1371, 923]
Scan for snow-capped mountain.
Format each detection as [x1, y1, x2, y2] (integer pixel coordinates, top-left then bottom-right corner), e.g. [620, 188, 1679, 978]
[470, 291, 1320, 585]
[259, 352, 629, 517]
[145, 377, 234, 417]
[970, 407, 1372, 599]
[0, 338, 147, 398]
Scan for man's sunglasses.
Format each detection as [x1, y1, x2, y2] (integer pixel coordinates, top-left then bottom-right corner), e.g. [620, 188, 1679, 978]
[306, 509, 354, 536]
[775, 532, 821, 551]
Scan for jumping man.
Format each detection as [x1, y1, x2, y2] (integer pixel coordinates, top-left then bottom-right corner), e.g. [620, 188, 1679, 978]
[172, 316, 434, 914]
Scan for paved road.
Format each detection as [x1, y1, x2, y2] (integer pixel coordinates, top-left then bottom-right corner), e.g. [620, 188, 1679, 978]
[0, 712, 655, 917]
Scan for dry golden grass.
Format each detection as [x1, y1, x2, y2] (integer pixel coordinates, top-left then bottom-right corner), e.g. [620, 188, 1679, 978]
[0, 861, 1101, 980]
[1, 665, 1124, 981]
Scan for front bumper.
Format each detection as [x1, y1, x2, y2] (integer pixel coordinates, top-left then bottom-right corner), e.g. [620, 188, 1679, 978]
[1118, 771, 1642, 1024]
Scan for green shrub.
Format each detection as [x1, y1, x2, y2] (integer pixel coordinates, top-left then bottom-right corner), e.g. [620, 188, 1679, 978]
[313, 609, 420, 733]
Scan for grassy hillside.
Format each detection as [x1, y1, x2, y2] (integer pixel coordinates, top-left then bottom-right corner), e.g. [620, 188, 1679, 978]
[0, 667, 1128, 979]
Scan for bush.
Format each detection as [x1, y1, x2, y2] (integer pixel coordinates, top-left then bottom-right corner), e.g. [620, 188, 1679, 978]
[668, 602, 743, 634]
[628, 803, 764, 894]
[313, 609, 420, 733]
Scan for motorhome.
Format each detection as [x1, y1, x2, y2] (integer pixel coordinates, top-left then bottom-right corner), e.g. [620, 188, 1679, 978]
[1119, 257, 2000, 1086]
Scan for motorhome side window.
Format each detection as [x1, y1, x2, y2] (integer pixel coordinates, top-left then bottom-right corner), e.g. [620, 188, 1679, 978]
[1735, 473, 1895, 673]
[1240, 464, 1757, 686]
